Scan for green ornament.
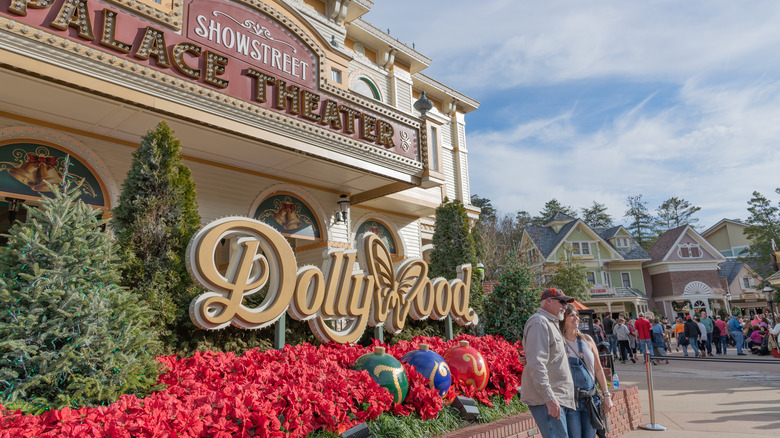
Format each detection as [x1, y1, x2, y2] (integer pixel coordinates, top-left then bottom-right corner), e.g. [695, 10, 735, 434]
[353, 346, 408, 404]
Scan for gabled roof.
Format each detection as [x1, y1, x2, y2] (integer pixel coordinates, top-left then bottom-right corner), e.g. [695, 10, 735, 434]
[702, 218, 746, 238]
[543, 211, 577, 226]
[525, 219, 579, 258]
[593, 226, 651, 261]
[647, 225, 727, 264]
[647, 225, 687, 263]
[717, 260, 745, 285]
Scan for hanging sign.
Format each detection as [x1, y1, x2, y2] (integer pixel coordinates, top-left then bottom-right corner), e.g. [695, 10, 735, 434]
[1, 0, 420, 161]
[186, 217, 478, 344]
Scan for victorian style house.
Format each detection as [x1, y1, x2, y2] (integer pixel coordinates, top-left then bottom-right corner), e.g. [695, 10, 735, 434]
[520, 212, 652, 317]
[644, 225, 729, 318]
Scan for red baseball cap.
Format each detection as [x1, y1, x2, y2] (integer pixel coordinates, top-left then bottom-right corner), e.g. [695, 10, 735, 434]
[540, 288, 574, 303]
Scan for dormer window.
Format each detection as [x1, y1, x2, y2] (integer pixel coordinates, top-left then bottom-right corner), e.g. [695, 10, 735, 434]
[677, 243, 701, 259]
[614, 237, 629, 248]
[741, 277, 752, 289]
[572, 242, 590, 255]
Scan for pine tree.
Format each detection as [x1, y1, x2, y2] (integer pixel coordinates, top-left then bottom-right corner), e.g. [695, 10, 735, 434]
[429, 199, 484, 331]
[624, 195, 657, 249]
[112, 121, 202, 351]
[581, 201, 614, 228]
[0, 182, 161, 413]
[537, 199, 577, 223]
[742, 189, 780, 278]
[483, 254, 540, 343]
[656, 197, 701, 230]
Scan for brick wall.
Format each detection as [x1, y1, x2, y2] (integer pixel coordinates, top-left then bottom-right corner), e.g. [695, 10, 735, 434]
[439, 385, 641, 438]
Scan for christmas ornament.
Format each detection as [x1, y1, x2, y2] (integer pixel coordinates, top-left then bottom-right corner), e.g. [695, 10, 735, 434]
[353, 346, 408, 403]
[443, 340, 489, 391]
[401, 343, 451, 396]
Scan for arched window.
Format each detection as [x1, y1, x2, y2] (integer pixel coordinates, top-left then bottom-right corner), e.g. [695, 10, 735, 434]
[253, 192, 322, 241]
[355, 219, 398, 256]
[352, 77, 381, 101]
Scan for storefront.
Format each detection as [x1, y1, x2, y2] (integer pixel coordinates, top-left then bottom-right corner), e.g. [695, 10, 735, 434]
[0, 1, 478, 263]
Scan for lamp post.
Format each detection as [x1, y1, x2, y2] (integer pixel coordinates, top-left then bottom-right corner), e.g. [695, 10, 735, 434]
[724, 292, 732, 318]
[762, 284, 776, 325]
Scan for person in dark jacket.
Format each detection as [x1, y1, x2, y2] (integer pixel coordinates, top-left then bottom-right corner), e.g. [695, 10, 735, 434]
[683, 316, 702, 357]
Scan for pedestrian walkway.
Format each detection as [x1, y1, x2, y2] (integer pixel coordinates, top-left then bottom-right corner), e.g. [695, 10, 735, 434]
[614, 350, 780, 437]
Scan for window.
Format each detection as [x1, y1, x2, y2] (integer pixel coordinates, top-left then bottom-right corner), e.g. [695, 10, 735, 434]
[331, 69, 342, 84]
[572, 242, 590, 255]
[527, 249, 538, 264]
[430, 126, 438, 171]
[615, 237, 629, 247]
[602, 271, 611, 287]
[741, 277, 752, 289]
[677, 243, 702, 259]
[353, 77, 381, 101]
[621, 272, 631, 287]
[587, 271, 596, 284]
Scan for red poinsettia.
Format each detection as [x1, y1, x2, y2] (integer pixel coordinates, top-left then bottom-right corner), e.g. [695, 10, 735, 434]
[0, 335, 525, 437]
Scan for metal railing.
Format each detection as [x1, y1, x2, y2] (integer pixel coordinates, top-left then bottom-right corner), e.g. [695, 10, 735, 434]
[639, 353, 780, 432]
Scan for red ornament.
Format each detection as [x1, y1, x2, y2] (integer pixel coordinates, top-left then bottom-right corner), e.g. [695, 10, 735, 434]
[443, 340, 490, 391]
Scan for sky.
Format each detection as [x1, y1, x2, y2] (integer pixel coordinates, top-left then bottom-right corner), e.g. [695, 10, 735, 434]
[364, 0, 780, 229]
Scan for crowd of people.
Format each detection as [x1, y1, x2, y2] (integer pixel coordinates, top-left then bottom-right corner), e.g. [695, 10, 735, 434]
[595, 310, 779, 362]
[519, 290, 779, 438]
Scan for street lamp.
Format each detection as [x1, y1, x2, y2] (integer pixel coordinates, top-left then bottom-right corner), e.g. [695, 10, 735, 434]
[762, 284, 775, 324]
[724, 292, 732, 317]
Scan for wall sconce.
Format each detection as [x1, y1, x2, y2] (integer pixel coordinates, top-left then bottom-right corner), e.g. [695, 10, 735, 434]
[336, 194, 350, 223]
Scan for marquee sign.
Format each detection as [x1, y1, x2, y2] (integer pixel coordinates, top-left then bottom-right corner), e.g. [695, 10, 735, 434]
[186, 217, 478, 344]
[1, 0, 419, 161]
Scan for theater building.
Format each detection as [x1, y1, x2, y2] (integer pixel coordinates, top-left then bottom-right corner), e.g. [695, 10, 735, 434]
[0, 0, 479, 266]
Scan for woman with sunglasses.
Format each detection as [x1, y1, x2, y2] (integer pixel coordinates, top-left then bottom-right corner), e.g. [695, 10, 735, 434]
[560, 304, 614, 437]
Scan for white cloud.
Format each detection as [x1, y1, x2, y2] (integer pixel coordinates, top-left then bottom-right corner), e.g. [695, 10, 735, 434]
[468, 79, 780, 226]
[365, 1, 780, 227]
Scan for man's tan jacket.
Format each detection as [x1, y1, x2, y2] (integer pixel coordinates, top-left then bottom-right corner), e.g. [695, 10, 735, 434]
[520, 308, 575, 409]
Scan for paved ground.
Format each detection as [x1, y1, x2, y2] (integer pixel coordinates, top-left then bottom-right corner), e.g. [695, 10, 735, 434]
[612, 347, 780, 437]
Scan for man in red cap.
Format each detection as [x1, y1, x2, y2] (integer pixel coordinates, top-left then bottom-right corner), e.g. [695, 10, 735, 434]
[520, 288, 575, 437]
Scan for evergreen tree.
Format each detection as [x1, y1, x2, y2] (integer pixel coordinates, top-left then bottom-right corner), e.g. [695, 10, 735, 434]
[483, 254, 541, 343]
[624, 195, 657, 250]
[742, 189, 780, 278]
[112, 121, 201, 350]
[429, 199, 484, 330]
[0, 182, 161, 413]
[656, 197, 701, 230]
[537, 199, 577, 223]
[581, 201, 614, 228]
[470, 194, 497, 223]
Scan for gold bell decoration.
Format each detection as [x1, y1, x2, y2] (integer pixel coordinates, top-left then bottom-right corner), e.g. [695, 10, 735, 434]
[8, 154, 60, 192]
[32, 156, 62, 192]
[8, 153, 42, 188]
[273, 201, 303, 230]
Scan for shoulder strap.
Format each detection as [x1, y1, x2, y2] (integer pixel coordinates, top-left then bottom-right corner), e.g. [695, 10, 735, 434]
[577, 337, 586, 359]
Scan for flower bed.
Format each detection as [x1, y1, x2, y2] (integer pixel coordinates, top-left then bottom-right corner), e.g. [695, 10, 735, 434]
[0, 335, 524, 437]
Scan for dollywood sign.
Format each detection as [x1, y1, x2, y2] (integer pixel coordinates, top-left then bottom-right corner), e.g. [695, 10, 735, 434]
[186, 217, 478, 344]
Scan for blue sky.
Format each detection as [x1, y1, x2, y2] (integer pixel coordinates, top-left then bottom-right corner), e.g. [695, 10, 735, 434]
[365, 1, 780, 228]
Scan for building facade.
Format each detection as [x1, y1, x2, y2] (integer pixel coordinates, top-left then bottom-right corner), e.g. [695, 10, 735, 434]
[644, 225, 729, 318]
[701, 218, 751, 259]
[520, 212, 652, 317]
[0, 1, 478, 268]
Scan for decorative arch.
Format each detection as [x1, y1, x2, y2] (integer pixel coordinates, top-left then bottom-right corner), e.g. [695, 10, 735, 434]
[353, 212, 405, 258]
[683, 281, 713, 296]
[0, 126, 118, 209]
[348, 70, 382, 102]
[249, 184, 328, 241]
